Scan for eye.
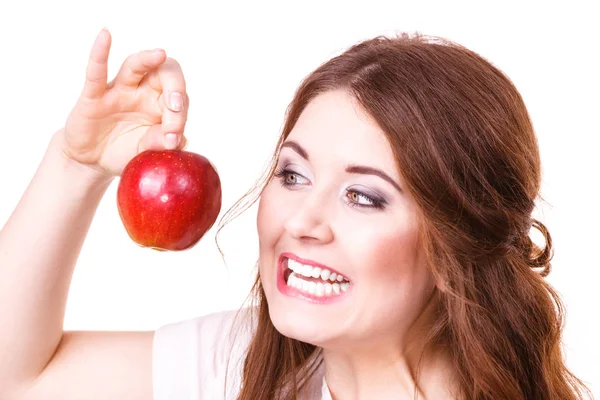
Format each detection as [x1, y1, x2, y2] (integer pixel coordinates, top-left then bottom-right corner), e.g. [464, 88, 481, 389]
[345, 189, 386, 210]
[273, 167, 309, 187]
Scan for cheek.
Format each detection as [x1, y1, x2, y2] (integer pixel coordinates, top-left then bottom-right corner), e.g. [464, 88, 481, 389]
[345, 217, 432, 296]
[361, 226, 433, 332]
[344, 216, 418, 264]
[257, 183, 287, 251]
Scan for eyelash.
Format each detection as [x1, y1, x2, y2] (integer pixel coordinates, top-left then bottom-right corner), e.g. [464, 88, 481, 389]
[273, 167, 386, 210]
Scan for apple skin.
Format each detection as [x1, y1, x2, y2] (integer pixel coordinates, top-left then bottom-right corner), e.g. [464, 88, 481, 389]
[117, 149, 222, 251]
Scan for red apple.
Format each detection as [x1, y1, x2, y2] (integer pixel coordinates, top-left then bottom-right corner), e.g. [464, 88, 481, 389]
[117, 149, 222, 251]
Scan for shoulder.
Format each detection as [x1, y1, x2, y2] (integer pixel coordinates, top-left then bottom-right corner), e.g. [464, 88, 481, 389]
[153, 308, 256, 400]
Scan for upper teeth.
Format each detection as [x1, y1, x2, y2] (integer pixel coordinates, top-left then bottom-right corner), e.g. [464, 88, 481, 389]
[287, 259, 349, 282]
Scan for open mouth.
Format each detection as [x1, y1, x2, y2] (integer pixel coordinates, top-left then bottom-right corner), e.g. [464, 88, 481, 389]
[281, 255, 351, 298]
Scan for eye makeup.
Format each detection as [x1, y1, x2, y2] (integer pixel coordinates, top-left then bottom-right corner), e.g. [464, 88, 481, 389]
[272, 166, 387, 210]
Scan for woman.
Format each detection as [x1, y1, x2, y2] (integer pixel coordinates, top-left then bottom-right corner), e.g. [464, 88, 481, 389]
[0, 29, 590, 399]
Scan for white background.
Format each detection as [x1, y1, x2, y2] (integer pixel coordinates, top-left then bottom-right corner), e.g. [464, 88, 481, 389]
[0, 0, 597, 395]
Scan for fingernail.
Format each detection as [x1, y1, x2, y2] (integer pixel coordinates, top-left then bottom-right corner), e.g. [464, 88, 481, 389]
[164, 133, 179, 149]
[169, 92, 183, 112]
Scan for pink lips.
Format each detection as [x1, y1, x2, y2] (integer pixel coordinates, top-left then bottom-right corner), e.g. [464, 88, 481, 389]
[282, 252, 348, 279]
[276, 252, 350, 304]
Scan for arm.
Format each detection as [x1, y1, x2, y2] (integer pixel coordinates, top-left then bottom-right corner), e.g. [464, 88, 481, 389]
[0, 131, 153, 400]
[0, 28, 188, 399]
[0, 131, 113, 388]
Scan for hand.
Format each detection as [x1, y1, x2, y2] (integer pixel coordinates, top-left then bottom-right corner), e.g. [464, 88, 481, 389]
[59, 28, 189, 178]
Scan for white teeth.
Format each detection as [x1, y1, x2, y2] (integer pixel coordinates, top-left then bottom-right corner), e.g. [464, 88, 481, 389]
[308, 281, 317, 295]
[302, 264, 312, 277]
[316, 282, 325, 296]
[302, 280, 310, 292]
[332, 283, 340, 294]
[287, 259, 349, 283]
[286, 272, 350, 297]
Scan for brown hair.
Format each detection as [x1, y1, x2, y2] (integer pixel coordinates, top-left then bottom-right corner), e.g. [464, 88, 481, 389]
[218, 32, 591, 399]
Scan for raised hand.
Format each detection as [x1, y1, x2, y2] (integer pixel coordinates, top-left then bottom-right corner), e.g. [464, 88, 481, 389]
[59, 28, 189, 178]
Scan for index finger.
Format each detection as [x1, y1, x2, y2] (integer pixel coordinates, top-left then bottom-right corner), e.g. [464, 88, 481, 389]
[82, 28, 112, 99]
[146, 57, 187, 113]
[150, 59, 189, 142]
[113, 49, 167, 88]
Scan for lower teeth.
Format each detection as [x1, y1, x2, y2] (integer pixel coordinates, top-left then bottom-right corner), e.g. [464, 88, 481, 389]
[286, 272, 350, 296]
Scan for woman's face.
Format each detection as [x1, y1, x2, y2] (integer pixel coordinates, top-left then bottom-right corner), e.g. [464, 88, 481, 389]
[257, 90, 435, 350]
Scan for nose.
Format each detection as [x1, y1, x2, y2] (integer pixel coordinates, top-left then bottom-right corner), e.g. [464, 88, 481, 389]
[284, 189, 334, 244]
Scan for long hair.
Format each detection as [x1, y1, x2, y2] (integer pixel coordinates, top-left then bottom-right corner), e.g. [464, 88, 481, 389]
[217, 32, 591, 399]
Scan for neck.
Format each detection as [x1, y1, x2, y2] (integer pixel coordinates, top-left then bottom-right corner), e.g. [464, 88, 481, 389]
[321, 291, 459, 399]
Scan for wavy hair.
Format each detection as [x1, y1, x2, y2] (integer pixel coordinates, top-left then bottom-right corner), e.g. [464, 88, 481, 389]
[218, 32, 591, 399]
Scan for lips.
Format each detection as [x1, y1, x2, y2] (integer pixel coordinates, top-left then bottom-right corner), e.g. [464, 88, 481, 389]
[280, 252, 350, 282]
[276, 253, 351, 304]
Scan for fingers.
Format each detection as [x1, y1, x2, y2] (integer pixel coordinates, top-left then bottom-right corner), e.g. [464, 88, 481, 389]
[159, 91, 189, 149]
[159, 96, 189, 149]
[137, 59, 189, 153]
[113, 49, 167, 88]
[82, 28, 112, 99]
[138, 125, 188, 153]
[151, 58, 188, 147]
[114, 49, 188, 149]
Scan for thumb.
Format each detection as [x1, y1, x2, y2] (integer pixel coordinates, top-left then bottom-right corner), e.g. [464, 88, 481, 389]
[137, 126, 187, 153]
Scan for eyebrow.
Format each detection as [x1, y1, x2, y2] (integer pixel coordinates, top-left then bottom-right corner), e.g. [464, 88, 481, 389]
[280, 140, 403, 194]
[281, 141, 309, 160]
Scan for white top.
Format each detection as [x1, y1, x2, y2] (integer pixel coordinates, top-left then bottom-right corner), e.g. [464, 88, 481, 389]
[153, 308, 332, 399]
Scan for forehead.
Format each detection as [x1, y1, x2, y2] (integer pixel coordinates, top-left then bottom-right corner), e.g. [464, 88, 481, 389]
[286, 90, 398, 177]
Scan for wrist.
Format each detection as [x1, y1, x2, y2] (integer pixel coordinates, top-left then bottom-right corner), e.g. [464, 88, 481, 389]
[48, 129, 115, 188]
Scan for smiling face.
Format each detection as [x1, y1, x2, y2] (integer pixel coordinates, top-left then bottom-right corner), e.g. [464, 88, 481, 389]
[257, 90, 436, 350]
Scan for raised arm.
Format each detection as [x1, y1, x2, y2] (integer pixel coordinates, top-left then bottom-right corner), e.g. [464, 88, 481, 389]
[0, 29, 189, 399]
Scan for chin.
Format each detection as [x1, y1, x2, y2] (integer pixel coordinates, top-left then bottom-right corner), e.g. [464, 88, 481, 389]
[268, 301, 326, 345]
[265, 290, 344, 348]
